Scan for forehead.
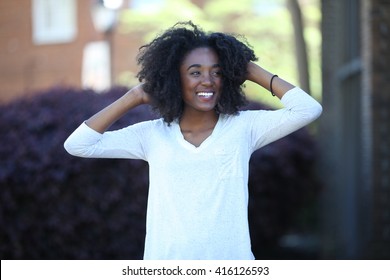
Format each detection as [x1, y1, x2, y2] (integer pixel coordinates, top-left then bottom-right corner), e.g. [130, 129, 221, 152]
[181, 47, 219, 66]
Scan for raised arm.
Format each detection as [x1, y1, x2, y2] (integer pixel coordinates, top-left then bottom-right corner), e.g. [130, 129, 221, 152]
[246, 62, 295, 99]
[64, 83, 152, 158]
[245, 62, 322, 151]
[86, 83, 151, 133]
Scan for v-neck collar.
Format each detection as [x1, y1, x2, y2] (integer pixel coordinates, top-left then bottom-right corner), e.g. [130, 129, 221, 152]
[173, 115, 223, 152]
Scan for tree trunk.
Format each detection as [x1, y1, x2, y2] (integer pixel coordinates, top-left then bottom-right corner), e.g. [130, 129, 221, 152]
[286, 0, 311, 94]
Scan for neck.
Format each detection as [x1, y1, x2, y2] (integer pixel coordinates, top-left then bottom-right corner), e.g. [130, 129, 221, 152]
[179, 109, 218, 131]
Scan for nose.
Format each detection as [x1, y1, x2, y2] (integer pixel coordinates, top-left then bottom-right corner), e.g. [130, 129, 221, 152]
[201, 72, 214, 85]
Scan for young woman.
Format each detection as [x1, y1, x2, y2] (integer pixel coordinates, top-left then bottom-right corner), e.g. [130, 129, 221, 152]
[64, 22, 322, 260]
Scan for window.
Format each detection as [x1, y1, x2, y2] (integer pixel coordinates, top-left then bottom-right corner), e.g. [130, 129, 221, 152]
[32, 0, 77, 45]
[82, 41, 111, 91]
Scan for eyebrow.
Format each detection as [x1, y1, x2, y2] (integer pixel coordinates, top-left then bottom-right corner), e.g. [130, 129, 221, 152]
[186, 63, 221, 70]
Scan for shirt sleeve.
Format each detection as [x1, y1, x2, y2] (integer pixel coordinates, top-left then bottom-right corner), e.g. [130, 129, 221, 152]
[249, 87, 322, 152]
[64, 121, 152, 160]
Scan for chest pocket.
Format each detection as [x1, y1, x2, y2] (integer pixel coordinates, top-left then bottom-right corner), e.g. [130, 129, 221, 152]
[214, 147, 243, 180]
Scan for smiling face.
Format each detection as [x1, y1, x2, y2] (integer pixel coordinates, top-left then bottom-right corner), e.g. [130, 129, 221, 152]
[179, 47, 222, 115]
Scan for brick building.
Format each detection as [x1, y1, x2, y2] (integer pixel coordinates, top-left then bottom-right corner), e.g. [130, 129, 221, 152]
[0, 0, 141, 103]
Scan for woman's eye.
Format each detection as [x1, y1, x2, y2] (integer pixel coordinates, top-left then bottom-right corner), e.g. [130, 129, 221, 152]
[189, 70, 221, 77]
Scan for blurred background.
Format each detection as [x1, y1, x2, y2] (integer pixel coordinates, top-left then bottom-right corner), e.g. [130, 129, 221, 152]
[0, 0, 389, 259]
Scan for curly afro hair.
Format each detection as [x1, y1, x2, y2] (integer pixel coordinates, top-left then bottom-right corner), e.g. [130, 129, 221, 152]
[136, 21, 257, 124]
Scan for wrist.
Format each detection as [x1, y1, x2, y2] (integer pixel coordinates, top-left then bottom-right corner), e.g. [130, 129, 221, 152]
[121, 88, 143, 109]
[246, 62, 273, 88]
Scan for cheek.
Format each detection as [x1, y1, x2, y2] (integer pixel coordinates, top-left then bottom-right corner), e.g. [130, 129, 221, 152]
[182, 76, 196, 88]
[182, 80, 199, 98]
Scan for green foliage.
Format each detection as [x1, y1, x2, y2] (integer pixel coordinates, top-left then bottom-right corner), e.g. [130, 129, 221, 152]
[120, 0, 206, 41]
[119, 0, 321, 107]
[300, 1, 322, 101]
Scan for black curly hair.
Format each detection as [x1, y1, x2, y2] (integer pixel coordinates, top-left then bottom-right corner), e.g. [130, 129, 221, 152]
[136, 21, 257, 124]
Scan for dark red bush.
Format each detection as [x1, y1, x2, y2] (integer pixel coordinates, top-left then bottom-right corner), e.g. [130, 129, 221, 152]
[0, 87, 321, 259]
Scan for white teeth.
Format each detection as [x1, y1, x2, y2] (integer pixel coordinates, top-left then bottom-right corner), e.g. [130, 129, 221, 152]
[197, 92, 214, 97]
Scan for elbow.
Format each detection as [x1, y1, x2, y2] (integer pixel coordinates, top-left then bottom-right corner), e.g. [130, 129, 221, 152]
[300, 103, 323, 125]
[312, 103, 323, 120]
[63, 138, 98, 158]
[63, 122, 100, 157]
[63, 138, 85, 157]
[63, 139, 77, 156]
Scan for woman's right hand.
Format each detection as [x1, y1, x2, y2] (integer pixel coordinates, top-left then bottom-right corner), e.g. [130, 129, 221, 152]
[85, 83, 153, 133]
[129, 83, 153, 105]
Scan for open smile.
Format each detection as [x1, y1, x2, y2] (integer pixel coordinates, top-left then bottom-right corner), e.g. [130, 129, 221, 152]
[196, 91, 215, 100]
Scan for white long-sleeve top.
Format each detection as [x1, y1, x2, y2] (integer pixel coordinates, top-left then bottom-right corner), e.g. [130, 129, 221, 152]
[64, 87, 322, 260]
